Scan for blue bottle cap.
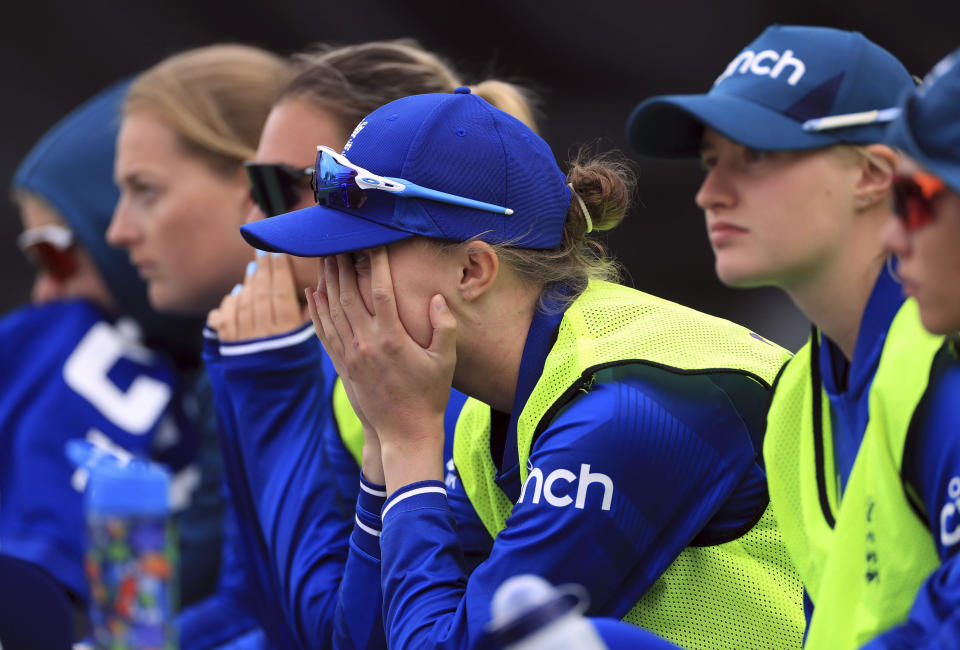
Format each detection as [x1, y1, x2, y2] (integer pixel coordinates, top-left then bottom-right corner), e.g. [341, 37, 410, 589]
[67, 439, 170, 515]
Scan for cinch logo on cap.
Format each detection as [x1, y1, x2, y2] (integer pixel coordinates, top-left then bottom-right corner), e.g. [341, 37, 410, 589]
[713, 49, 807, 87]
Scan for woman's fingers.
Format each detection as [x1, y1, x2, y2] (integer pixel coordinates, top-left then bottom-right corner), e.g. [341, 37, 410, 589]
[324, 256, 356, 349]
[214, 288, 241, 341]
[427, 294, 458, 363]
[305, 287, 325, 341]
[270, 253, 303, 329]
[309, 274, 346, 363]
[335, 252, 373, 320]
[235, 260, 257, 336]
[368, 247, 399, 321]
[250, 254, 273, 335]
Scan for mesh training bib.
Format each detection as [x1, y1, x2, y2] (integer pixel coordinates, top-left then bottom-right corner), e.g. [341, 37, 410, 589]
[455, 281, 803, 649]
[332, 378, 364, 467]
[765, 299, 942, 648]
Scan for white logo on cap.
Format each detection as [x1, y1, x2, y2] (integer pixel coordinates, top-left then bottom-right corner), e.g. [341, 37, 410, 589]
[714, 49, 807, 87]
[919, 52, 958, 97]
[343, 120, 368, 152]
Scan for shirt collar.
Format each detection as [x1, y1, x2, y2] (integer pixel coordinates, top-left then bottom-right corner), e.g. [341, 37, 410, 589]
[499, 292, 568, 475]
[820, 265, 905, 395]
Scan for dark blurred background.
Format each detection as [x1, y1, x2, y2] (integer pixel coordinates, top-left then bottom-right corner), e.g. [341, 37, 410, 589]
[2, 0, 958, 351]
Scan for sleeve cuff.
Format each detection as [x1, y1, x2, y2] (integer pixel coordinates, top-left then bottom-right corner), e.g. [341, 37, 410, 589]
[351, 514, 382, 558]
[202, 327, 220, 363]
[358, 475, 387, 513]
[218, 322, 315, 357]
[352, 476, 387, 558]
[381, 480, 448, 523]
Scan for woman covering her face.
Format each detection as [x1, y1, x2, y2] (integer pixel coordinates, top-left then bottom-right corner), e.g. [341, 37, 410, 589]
[126, 40, 541, 648]
[629, 25, 959, 648]
[242, 88, 805, 648]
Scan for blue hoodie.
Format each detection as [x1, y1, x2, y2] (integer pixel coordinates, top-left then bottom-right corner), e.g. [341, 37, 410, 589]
[11, 79, 202, 365]
[5, 80, 258, 647]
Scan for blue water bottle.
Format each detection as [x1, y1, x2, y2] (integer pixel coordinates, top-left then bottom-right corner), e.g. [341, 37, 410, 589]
[71, 441, 178, 649]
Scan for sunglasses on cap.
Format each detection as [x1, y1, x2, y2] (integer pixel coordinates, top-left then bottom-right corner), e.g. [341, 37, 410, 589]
[311, 145, 514, 215]
[892, 171, 947, 231]
[244, 162, 314, 218]
[17, 224, 78, 282]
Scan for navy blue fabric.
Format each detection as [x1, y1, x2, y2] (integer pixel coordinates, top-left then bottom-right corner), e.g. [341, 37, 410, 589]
[819, 268, 904, 492]
[188, 334, 281, 648]
[178, 502, 270, 650]
[202, 328, 310, 649]
[0, 300, 197, 615]
[627, 25, 913, 157]
[11, 79, 203, 363]
[885, 48, 960, 194]
[334, 492, 387, 650]
[176, 365, 232, 610]
[0, 555, 76, 649]
[241, 90, 572, 257]
[375, 300, 772, 649]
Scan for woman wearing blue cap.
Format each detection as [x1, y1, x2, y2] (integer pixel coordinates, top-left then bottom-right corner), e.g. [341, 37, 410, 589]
[877, 49, 960, 646]
[241, 88, 804, 648]
[628, 25, 959, 647]
[204, 41, 538, 649]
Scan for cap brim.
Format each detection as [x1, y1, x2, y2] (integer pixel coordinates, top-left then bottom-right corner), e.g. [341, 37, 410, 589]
[241, 204, 414, 257]
[626, 93, 839, 158]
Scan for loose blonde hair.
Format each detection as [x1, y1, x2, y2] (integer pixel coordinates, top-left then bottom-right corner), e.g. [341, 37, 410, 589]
[279, 39, 539, 136]
[124, 44, 291, 175]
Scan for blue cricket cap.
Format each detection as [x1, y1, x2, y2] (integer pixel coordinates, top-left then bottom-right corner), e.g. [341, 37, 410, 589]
[241, 88, 572, 256]
[885, 48, 960, 194]
[626, 25, 913, 158]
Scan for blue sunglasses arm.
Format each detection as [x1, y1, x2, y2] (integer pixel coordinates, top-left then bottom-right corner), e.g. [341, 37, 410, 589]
[385, 177, 514, 216]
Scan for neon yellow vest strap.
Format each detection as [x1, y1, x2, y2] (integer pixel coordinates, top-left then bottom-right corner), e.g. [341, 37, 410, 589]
[765, 299, 942, 648]
[332, 378, 364, 467]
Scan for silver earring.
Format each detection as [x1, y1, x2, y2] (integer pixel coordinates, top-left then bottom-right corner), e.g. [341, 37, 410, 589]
[886, 254, 902, 284]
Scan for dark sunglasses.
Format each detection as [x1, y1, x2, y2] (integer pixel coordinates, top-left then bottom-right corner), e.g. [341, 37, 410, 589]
[17, 225, 78, 282]
[310, 145, 512, 215]
[892, 171, 947, 231]
[244, 162, 314, 217]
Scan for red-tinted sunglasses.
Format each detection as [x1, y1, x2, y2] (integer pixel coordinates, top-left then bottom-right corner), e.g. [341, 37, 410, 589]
[17, 225, 78, 282]
[892, 171, 947, 231]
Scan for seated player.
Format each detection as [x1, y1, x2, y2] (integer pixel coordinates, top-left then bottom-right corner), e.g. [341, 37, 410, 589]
[1, 80, 204, 644]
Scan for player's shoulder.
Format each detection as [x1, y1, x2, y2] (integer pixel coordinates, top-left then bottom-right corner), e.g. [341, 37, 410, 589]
[916, 343, 960, 425]
[0, 301, 180, 441]
[0, 298, 103, 340]
[0, 300, 115, 375]
[537, 364, 762, 464]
